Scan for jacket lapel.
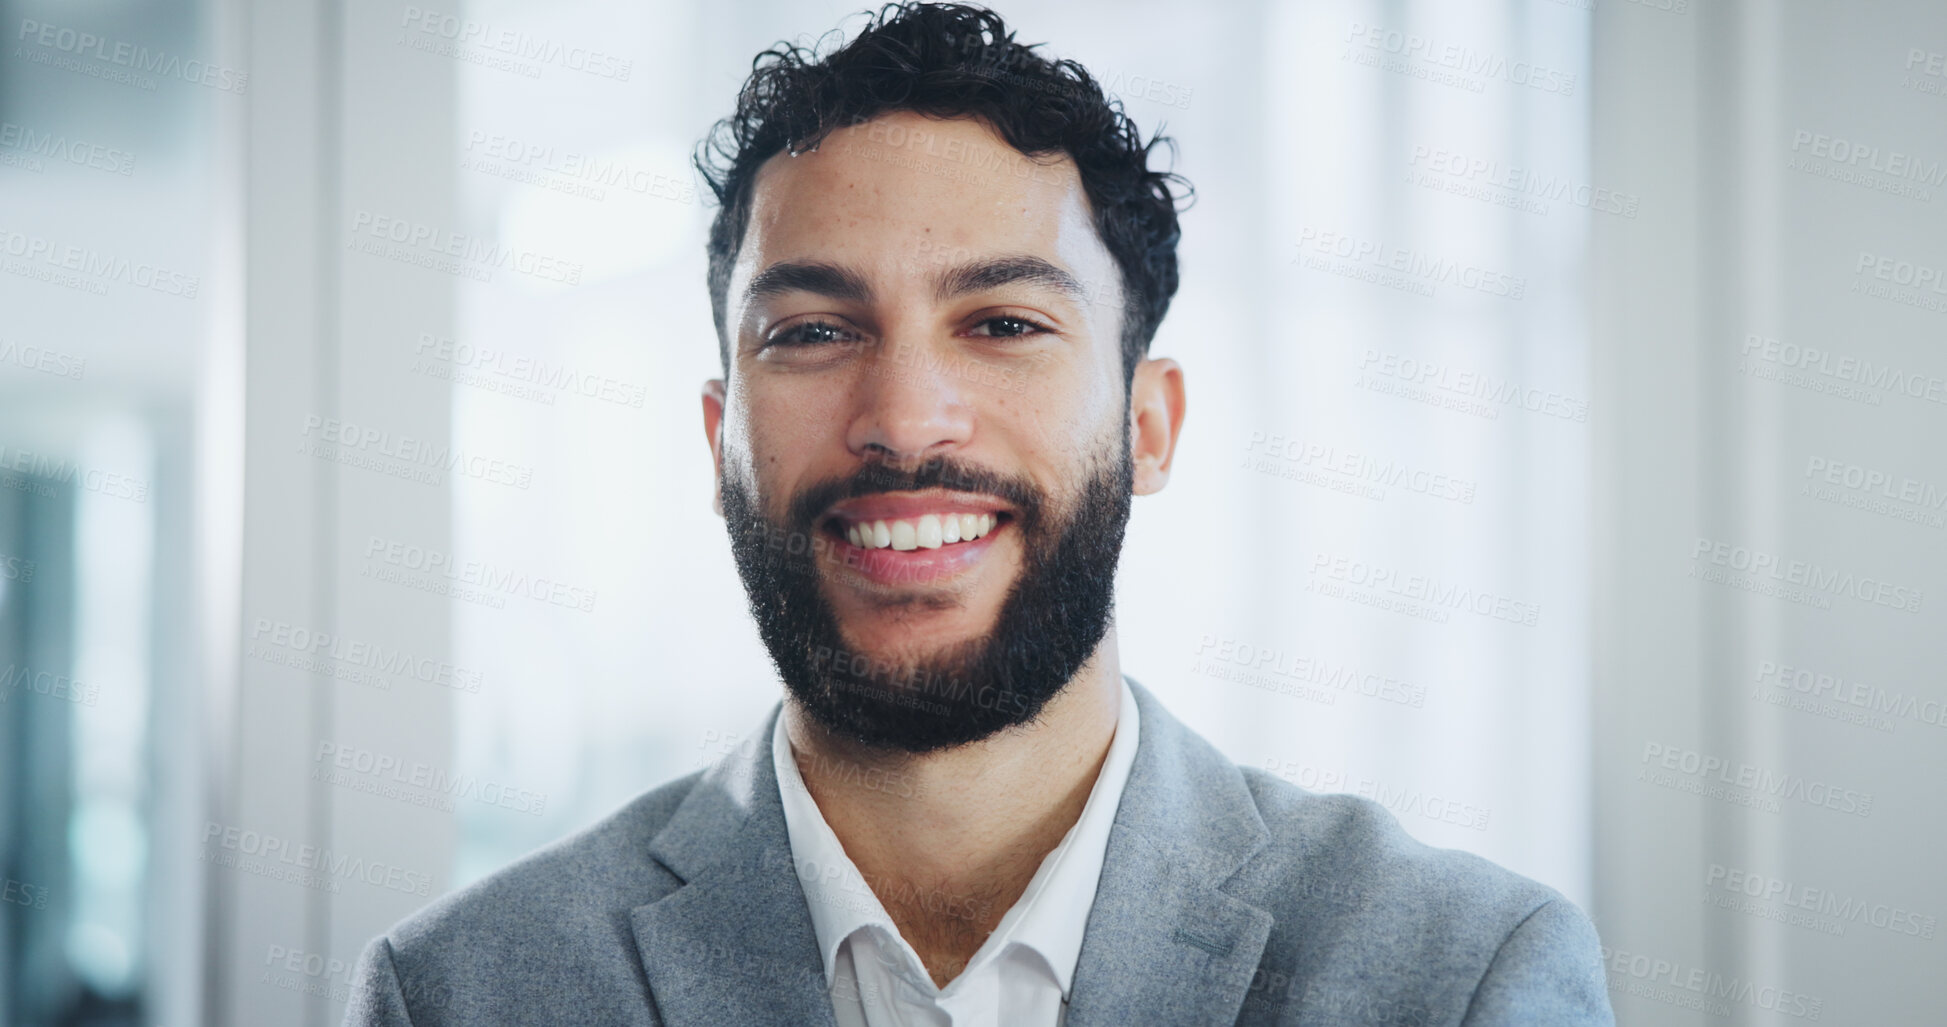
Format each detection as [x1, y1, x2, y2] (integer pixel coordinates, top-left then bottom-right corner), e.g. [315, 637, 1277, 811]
[628, 704, 839, 1027]
[628, 679, 1274, 1027]
[1066, 679, 1275, 1027]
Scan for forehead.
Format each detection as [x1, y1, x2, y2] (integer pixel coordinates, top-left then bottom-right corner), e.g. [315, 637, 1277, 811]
[732, 110, 1110, 299]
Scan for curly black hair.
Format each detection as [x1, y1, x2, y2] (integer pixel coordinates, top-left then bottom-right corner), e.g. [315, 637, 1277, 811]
[694, 1, 1192, 386]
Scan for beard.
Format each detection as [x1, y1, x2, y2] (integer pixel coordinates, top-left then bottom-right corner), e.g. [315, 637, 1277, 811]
[720, 427, 1134, 754]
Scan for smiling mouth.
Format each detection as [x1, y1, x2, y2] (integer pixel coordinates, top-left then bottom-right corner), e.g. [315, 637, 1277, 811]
[834, 511, 1006, 551]
[816, 490, 1018, 560]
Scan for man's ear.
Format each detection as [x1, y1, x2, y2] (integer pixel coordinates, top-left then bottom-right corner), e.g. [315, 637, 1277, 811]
[702, 379, 727, 516]
[1129, 356, 1185, 496]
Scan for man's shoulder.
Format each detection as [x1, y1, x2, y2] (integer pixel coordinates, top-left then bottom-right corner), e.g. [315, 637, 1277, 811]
[374, 769, 705, 1006]
[1128, 679, 1592, 955]
[1234, 764, 1564, 923]
[1224, 765, 1608, 1024]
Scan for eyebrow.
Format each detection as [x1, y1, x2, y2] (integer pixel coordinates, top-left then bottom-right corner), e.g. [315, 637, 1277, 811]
[745, 261, 875, 305]
[932, 255, 1088, 305]
[742, 254, 1090, 308]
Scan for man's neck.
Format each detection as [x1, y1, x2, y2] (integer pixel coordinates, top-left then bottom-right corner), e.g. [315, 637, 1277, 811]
[781, 632, 1125, 988]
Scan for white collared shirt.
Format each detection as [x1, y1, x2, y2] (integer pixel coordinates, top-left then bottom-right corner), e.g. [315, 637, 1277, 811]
[772, 678, 1140, 1027]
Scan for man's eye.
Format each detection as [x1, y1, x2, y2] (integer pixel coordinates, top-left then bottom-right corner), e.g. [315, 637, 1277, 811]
[771, 320, 859, 347]
[967, 316, 1052, 339]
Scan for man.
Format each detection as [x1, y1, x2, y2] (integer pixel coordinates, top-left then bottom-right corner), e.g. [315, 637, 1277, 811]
[346, 4, 1613, 1024]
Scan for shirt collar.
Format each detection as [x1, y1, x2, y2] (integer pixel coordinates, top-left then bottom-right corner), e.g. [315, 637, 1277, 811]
[772, 676, 1142, 995]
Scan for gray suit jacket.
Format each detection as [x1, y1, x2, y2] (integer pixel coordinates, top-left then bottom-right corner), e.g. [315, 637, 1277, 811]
[345, 679, 1614, 1025]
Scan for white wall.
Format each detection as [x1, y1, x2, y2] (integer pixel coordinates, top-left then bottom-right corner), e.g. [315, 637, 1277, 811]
[1591, 1, 1946, 1022]
[219, 1, 459, 1024]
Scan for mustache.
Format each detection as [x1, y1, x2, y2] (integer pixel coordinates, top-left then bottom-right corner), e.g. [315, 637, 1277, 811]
[784, 454, 1046, 535]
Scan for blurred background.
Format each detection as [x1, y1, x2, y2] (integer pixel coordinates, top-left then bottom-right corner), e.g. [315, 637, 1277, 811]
[0, 0, 1940, 1023]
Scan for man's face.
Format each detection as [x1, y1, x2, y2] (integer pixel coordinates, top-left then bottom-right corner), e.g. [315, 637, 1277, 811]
[702, 110, 1179, 752]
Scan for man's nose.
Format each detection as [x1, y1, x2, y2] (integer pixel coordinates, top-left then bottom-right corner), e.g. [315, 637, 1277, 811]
[843, 339, 976, 464]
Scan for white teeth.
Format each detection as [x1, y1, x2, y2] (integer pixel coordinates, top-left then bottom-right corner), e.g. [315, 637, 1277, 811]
[916, 514, 943, 549]
[843, 512, 1000, 550]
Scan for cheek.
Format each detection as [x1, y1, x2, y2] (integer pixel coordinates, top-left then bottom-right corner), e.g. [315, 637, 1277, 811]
[735, 383, 847, 482]
[1001, 368, 1118, 456]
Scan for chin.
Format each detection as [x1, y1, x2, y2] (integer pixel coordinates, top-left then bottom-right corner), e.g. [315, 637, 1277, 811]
[833, 610, 999, 665]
